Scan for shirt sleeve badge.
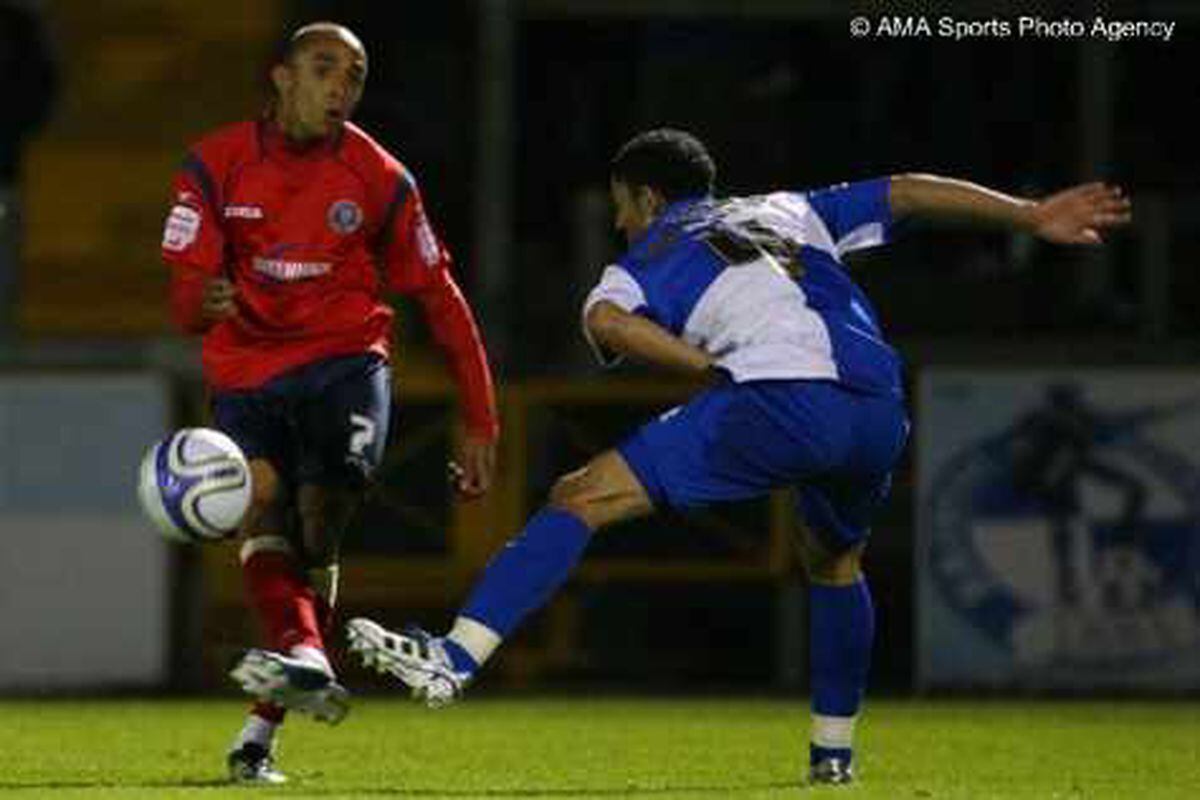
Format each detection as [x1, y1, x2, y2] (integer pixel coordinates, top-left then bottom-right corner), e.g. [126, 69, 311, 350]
[163, 205, 201, 252]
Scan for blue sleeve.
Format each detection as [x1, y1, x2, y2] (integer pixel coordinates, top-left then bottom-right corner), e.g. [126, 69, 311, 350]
[805, 177, 893, 254]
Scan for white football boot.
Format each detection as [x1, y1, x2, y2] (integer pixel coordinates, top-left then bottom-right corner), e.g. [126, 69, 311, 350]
[809, 757, 854, 785]
[346, 617, 469, 708]
[229, 649, 350, 724]
[227, 741, 287, 784]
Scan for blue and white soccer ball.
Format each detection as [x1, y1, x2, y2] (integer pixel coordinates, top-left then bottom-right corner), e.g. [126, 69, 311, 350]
[137, 427, 252, 543]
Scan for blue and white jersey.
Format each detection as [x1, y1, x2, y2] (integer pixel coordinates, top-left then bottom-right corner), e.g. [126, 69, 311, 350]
[582, 178, 902, 398]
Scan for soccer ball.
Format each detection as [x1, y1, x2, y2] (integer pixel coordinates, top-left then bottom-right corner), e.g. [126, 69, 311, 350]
[137, 427, 252, 543]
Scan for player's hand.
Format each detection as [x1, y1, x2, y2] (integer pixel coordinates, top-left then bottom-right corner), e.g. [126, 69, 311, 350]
[1029, 182, 1131, 245]
[201, 278, 237, 322]
[449, 434, 496, 499]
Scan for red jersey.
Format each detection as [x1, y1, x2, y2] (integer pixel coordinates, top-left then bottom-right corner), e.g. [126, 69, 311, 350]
[162, 119, 497, 439]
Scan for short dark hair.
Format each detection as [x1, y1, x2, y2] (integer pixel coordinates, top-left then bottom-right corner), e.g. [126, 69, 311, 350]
[270, 21, 366, 68]
[610, 128, 716, 201]
[264, 22, 367, 109]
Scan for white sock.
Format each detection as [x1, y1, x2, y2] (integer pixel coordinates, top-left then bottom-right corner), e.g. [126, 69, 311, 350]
[233, 713, 277, 751]
[447, 616, 503, 668]
[811, 713, 857, 750]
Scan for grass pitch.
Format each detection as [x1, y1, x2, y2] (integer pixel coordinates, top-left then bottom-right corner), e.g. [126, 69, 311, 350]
[0, 696, 1195, 798]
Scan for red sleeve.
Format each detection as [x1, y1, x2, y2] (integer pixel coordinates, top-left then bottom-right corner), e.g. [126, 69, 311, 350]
[170, 267, 210, 334]
[162, 152, 226, 334]
[413, 270, 500, 441]
[379, 168, 452, 294]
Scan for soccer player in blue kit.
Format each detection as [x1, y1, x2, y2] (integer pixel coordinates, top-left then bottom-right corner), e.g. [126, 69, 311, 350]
[347, 129, 1131, 784]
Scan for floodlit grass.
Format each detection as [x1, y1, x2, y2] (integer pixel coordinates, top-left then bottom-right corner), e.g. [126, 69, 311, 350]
[0, 697, 1196, 798]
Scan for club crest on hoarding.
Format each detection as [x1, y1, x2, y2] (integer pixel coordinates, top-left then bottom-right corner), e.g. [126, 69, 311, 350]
[925, 382, 1200, 675]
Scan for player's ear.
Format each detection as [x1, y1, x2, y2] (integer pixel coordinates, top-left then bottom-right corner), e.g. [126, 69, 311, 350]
[637, 186, 667, 218]
[270, 62, 292, 96]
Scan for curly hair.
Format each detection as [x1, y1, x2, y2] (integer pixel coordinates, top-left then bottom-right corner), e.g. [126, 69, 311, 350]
[610, 128, 717, 201]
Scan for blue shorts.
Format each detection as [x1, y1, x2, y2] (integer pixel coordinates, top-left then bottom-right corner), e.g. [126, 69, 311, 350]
[211, 353, 392, 488]
[618, 379, 909, 552]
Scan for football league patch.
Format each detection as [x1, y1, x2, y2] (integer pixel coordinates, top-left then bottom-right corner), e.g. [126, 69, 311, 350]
[163, 205, 201, 252]
[327, 199, 363, 234]
[415, 209, 440, 266]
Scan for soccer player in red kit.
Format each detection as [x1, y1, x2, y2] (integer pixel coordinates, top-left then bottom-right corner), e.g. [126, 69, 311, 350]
[160, 23, 499, 784]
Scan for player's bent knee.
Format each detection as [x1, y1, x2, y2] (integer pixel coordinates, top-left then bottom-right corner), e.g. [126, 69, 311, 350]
[547, 468, 587, 509]
[547, 474, 595, 525]
[546, 457, 652, 531]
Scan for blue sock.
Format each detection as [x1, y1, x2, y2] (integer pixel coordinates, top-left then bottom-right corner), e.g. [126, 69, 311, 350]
[459, 507, 592, 639]
[808, 577, 874, 765]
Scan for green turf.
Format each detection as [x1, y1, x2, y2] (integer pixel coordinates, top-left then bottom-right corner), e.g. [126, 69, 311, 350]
[0, 697, 1195, 798]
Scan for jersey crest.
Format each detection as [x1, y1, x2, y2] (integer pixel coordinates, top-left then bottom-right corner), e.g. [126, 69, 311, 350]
[327, 199, 364, 234]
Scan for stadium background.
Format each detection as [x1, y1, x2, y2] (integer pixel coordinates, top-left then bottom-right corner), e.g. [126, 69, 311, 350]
[2, 0, 1198, 701]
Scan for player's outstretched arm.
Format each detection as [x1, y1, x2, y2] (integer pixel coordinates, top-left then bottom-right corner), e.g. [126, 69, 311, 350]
[1023, 182, 1132, 244]
[889, 174, 1131, 244]
[586, 301, 714, 376]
